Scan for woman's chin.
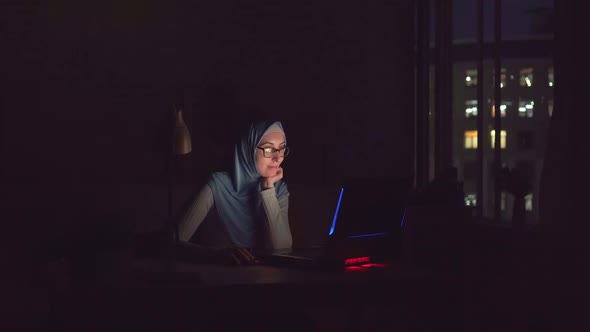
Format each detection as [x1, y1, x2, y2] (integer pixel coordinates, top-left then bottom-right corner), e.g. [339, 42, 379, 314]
[260, 172, 273, 178]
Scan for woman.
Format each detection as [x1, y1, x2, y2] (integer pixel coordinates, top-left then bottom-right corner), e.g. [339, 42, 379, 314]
[177, 120, 292, 264]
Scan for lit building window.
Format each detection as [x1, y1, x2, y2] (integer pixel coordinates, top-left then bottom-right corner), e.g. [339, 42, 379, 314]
[465, 100, 478, 118]
[465, 69, 477, 87]
[493, 68, 507, 88]
[525, 193, 533, 211]
[490, 130, 507, 149]
[501, 192, 507, 211]
[548, 66, 554, 87]
[464, 130, 478, 149]
[519, 68, 534, 87]
[548, 99, 554, 117]
[464, 193, 477, 207]
[491, 100, 511, 118]
[518, 99, 534, 118]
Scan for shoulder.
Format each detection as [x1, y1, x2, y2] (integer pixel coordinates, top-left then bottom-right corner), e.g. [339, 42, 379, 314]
[208, 171, 230, 185]
[209, 171, 229, 180]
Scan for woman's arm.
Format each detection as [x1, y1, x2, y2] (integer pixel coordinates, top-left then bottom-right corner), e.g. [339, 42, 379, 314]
[260, 188, 292, 249]
[178, 184, 214, 242]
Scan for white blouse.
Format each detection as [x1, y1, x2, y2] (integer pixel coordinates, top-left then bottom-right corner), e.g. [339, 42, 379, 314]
[178, 184, 292, 249]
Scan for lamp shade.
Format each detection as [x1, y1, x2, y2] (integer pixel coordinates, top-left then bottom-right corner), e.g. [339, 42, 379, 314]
[173, 109, 192, 155]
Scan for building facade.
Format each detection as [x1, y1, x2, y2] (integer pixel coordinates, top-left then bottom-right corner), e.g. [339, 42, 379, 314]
[452, 51, 553, 225]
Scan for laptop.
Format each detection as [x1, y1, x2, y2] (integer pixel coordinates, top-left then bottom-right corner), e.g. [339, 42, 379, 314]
[256, 177, 411, 270]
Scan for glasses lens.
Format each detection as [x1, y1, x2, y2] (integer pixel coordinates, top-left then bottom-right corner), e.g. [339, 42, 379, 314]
[260, 147, 289, 158]
[265, 149, 274, 158]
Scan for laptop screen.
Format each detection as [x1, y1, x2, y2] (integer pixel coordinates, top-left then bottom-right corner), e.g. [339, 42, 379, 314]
[328, 187, 344, 236]
[328, 177, 411, 239]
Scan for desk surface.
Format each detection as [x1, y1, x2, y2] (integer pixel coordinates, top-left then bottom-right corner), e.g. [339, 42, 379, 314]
[53, 258, 454, 332]
[131, 257, 434, 288]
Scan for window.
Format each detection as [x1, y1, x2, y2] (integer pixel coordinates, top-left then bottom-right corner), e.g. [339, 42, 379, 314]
[491, 100, 511, 118]
[519, 67, 534, 87]
[463, 161, 478, 179]
[490, 130, 507, 149]
[493, 67, 508, 88]
[488, 161, 508, 178]
[516, 162, 534, 177]
[464, 193, 477, 207]
[525, 193, 533, 211]
[465, 100, 478, 118]
[439, 1, 553, 226]
[465, 69, 477, 87]
[518, 99, 534, 118]
[516, 161, 534, 176]
[517, 131, 533, 150]
[464, 130, 478, 149]
[516, 164, 534, 209]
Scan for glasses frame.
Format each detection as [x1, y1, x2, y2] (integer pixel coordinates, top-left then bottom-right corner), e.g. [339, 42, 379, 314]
[256, 146, 290, 158]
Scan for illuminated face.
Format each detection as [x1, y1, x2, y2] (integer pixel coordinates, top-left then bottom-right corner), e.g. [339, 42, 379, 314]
[256, 131, 285, 178]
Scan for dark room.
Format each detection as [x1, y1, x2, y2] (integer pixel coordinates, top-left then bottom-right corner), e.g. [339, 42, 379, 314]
[2, 0, 588, 331]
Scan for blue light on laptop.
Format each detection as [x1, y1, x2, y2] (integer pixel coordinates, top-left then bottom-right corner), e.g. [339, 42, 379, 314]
[328, 187, 344, 236]
[400, 207, 407, 227]
[347, 232, 386, 239]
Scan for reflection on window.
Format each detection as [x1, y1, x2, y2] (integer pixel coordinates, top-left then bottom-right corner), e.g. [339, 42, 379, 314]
[465, 69, 477, 87]
[518, 99, 534, 118]
[548, 66, 554, 87]
[491, 100, 511, 118]
[464, 130, 478, 149]
[490, 130, 507, 149]
[465, 100, 478, 118]
[525, 193, 533, 211]
[548, 99, 554, 117]
[519, 68, 534, 87]
[464, 193, 477, 207]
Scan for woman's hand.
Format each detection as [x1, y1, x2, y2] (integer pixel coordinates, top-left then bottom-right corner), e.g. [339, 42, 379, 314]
[260, 167, 283, 190]
[229, 246, 257, 265]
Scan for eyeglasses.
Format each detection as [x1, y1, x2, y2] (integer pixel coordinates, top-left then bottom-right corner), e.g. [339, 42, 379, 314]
[257, 146, 290, 158]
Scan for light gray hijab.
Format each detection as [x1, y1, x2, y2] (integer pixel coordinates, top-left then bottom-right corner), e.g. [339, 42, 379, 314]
[208, 121, 288, 247]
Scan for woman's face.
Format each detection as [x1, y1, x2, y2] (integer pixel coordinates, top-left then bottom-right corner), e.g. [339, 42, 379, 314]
[256, 131, 285, 178]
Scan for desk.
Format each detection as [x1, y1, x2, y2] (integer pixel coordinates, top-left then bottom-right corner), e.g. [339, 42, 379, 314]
[132, 257, 430, 286]
[49, 259, 459, 332]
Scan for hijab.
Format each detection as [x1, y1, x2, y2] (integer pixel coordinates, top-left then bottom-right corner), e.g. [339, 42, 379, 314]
[208, 121, 289, 247]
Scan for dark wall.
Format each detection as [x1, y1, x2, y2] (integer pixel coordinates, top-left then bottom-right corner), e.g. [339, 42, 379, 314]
[2, 1, 415, 235]
[537, 0, 590, 329]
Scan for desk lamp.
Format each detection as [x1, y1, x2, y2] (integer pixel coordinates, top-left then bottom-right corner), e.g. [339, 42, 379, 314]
[169, 105, 192, 245]
[172, 106, 192, 155]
